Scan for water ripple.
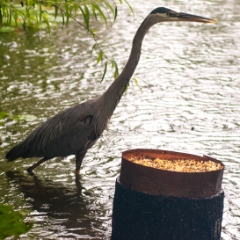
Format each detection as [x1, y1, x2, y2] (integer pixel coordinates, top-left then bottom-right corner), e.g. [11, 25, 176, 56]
[0, 0, 240, 239]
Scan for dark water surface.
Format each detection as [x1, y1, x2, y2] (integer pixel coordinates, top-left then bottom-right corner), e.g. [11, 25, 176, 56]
[0, 0, 240, 239]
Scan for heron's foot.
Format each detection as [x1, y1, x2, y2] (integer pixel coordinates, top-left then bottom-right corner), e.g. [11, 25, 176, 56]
[27, 167, 34, 175]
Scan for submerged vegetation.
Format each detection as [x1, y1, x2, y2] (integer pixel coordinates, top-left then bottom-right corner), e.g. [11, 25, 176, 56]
[0, 0, 133, 80]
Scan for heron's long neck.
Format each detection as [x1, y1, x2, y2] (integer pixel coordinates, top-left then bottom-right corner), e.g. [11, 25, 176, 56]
[99, 16, 154, 119]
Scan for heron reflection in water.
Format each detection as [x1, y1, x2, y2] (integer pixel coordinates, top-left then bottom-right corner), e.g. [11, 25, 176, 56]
[6, 7, 216, 174]
[5, 171, 99, 237]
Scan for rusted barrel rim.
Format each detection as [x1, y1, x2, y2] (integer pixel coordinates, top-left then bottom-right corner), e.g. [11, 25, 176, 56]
[119, 149, 224, 198]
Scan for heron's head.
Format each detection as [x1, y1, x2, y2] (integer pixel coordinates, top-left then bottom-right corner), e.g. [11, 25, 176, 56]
[149, 7, 217, 24]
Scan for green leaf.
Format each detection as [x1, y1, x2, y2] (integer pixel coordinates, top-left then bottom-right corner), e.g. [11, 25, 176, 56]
[60, 8, 65, 25]
[0, 204, 33, 239]
[7, 8, 12, 25]
[104, 2, 114, 15]
[123, 0, 134, 16]
[73, 3, 79, 12]
[92, 43, 97, 50]
[0, 112, 9, 120]
[54, 4, 58, 19]
[114, 69, 118, 79]
[13, 9, 19, 25]
[64, 3, 74, 25]
[91, 5, 97, 20]
[43, 17, 51, 32]
[39, 3, 42, 22]
[64, 2, 69, 25]
[101, 62, 108, 83]
[114, 6, 118, 21]
[0, 8, 2, 25]
[84, 5, 90, 29]
[111, 60, 119, 79]
[97, 50, 103, 64]
[91, 3, 107, 24]
[79, 6, 89, 30]
[27, 0, 36, 6]
[132, 77, 142, 92]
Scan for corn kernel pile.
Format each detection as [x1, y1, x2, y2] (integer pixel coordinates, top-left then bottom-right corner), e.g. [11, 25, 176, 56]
[129, 157, 223, 172]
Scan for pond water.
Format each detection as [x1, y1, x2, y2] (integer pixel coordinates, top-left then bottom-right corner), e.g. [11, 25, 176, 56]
[0, 0, 240, 239]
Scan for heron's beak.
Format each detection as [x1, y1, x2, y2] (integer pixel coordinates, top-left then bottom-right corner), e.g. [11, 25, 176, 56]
[177, 12, 217, 24]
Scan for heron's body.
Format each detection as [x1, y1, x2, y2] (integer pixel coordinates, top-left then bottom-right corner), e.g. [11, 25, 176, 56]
[8, 102, 97, 159]
[6, 7, 216, 174]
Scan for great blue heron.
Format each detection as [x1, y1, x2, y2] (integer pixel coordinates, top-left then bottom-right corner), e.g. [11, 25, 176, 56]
[6, 7, 216, 174]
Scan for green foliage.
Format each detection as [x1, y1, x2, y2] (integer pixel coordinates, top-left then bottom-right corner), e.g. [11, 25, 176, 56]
[0, 204, 33, 238]
[0, 0, 129, 31]
[0, 0, 134, 81]
[0, 111, 9, 120]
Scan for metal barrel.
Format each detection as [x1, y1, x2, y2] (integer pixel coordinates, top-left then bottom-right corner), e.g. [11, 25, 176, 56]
[111, 149, 224, 240]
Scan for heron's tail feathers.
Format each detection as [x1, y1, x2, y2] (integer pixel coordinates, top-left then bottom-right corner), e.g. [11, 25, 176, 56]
[6, 145, 23, 162]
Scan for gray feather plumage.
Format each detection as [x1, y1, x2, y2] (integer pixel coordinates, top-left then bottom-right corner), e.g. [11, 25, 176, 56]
[7, 100, 98, 160]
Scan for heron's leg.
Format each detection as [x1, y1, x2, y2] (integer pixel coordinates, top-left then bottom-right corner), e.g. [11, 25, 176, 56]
[27, 157, 50, 174]
[75, 150, 87, 175]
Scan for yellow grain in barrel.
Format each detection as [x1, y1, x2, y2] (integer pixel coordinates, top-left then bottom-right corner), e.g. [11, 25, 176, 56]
[129, 157, 223, 172]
